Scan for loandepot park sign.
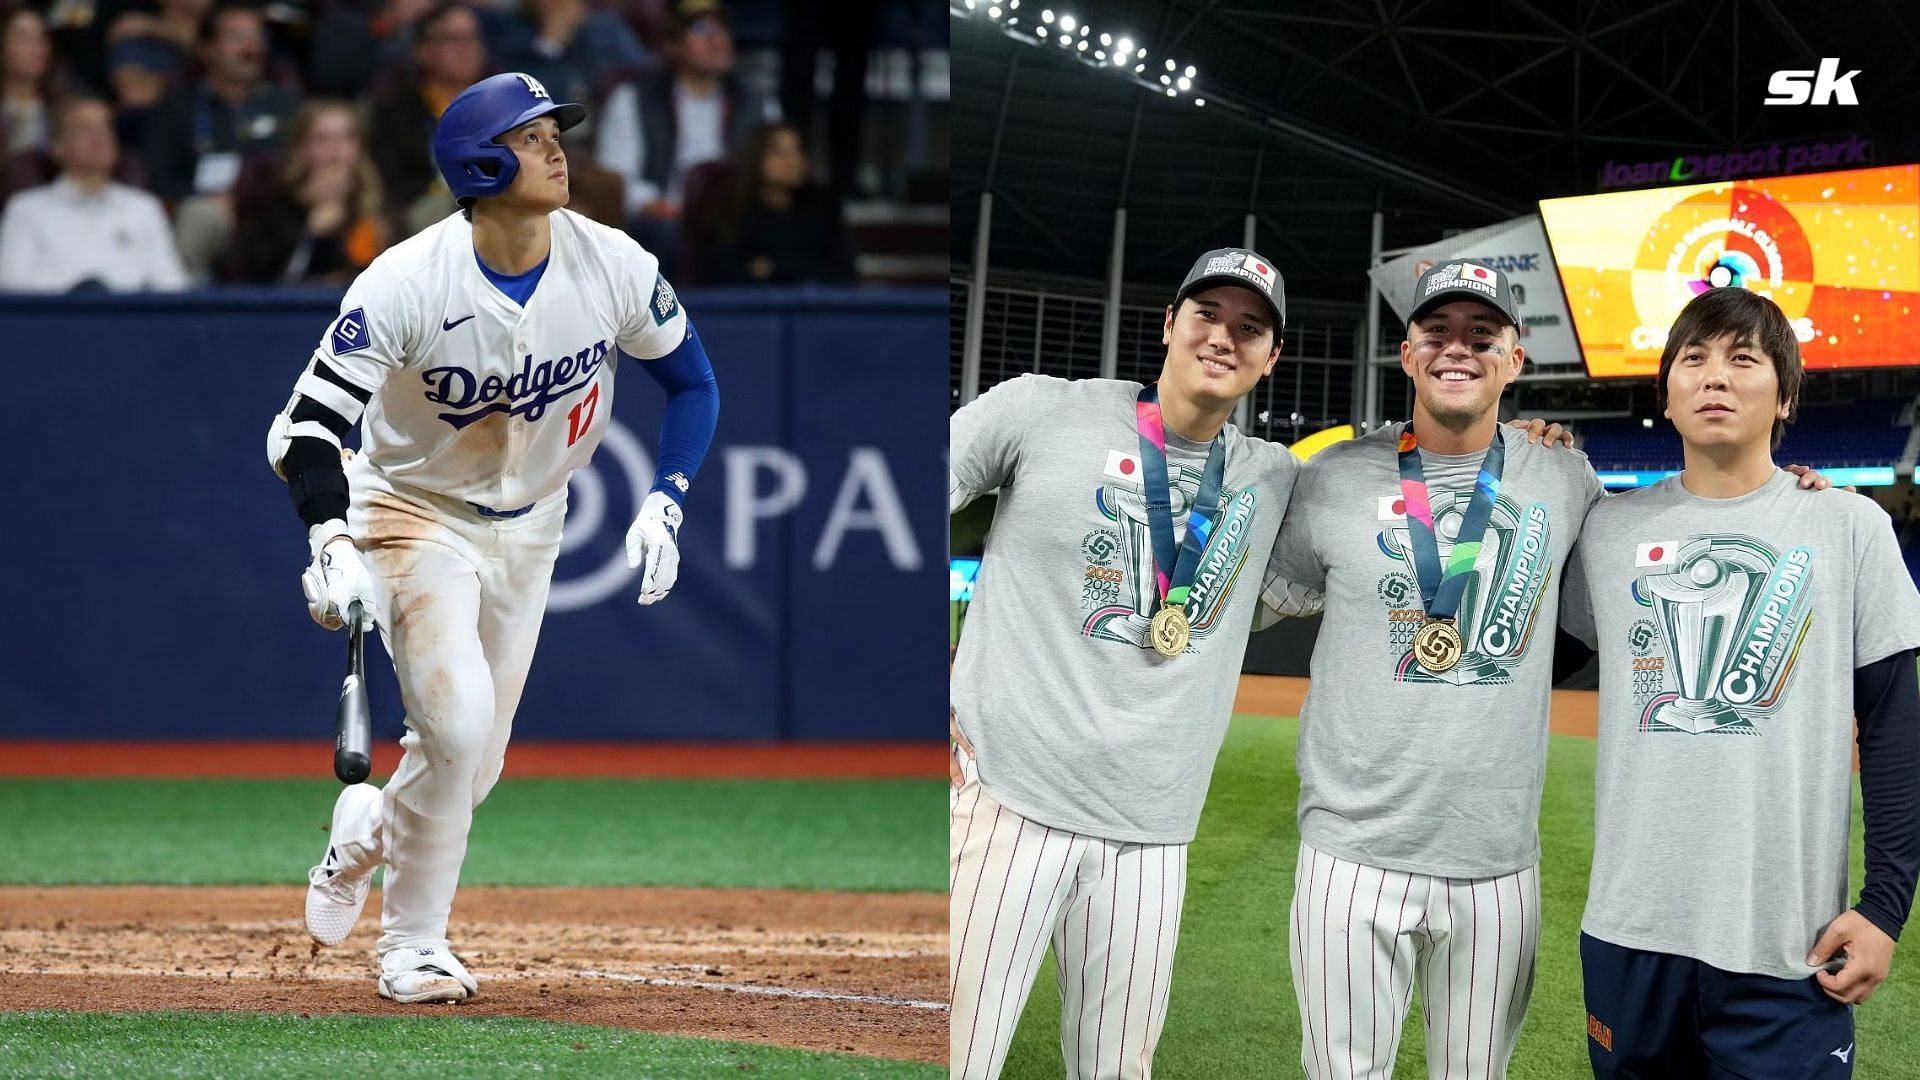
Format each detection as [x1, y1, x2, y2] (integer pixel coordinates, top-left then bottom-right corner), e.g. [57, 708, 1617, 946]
[1368, 214, 1581, 367]
[1598, 135, 1873, 190]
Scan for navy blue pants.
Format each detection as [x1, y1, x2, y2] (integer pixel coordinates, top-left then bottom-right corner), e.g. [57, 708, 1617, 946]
[1581, 933, 1855, 1078]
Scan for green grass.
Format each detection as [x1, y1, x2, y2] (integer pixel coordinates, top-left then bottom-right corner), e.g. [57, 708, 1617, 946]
[0, 1012, 941, 1079]
[0, 778, 944, 891]
[1000, 714, 1920, 1078]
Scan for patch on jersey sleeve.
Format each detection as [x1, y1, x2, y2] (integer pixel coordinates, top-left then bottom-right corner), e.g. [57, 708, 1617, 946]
[651, 275, 679, 326]
[330, 308, 372, 355]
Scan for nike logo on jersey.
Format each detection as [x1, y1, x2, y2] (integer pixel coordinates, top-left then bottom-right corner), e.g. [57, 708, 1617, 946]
[1832, 1043, 1853, 1063]
[423, 339, 610, 429]
[441, 314, 477, 331]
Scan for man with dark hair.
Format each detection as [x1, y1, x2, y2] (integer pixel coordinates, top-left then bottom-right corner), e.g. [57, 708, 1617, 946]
[950, 247, 1299, 1080]
[141, 3, 297, 202]
[1563, 286, 1920, 1077]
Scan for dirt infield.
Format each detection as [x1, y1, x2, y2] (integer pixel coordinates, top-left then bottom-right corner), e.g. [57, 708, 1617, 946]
[1234, 675, 1601, 738]
[0, 885, 946, 1062]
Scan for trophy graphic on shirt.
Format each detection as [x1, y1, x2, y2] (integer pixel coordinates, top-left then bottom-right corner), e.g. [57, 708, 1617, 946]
[1385, 495, 1516, 686]
[1641, 538, 1814, 734]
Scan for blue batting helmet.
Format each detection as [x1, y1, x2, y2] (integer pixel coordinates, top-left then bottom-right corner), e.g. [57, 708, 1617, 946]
[431, 73, 586, 201]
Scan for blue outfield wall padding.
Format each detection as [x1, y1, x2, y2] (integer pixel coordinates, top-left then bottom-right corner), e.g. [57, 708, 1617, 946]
[0, 287, 946, 742]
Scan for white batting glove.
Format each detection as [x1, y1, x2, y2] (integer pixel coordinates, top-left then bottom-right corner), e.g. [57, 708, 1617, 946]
[624, 491, 684, 606]
[299, 519, 376, 631]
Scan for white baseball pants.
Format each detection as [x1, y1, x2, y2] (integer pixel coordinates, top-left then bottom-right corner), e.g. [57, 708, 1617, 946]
[346, 458, 566, 956]
[950, 754, 1187, 1080]
[1289, 843, 1540, 1080]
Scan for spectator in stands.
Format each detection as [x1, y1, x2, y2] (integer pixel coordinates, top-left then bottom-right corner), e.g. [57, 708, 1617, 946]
[143, 3, 297, 202]
[494, 0, 649, 114]
[227, 100, 386, 283]
[309, 0, 435, 97]
[685, 121, 853, 285]
[145, 4, 301, 280]
[367, 0, 486, 237]
[2, 8, 62, 155]
[0, 96, 187, 292]
[597, 0, 773, 252]
[104, 37, 177, 159]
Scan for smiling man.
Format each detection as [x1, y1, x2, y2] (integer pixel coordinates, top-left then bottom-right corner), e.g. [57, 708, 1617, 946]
[1560, 287, 1920, 1078]
[1263, 260, 1609, 1079]
[948, 247, 1300, 1079]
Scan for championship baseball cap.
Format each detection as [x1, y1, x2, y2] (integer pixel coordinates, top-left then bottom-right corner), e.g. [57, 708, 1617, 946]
[1409, 261, 1520, 327]
[1173, 248, 1285, 332]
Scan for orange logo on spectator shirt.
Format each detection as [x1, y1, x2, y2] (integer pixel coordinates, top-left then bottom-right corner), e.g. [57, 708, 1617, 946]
[1587, 1014, 1614, 1052]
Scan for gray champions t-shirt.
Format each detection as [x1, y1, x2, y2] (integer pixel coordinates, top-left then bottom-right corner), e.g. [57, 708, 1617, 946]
[1562, 471, 1920, 978]
[1267, 423, 1605, 878]
[950, 374, 1299, 844]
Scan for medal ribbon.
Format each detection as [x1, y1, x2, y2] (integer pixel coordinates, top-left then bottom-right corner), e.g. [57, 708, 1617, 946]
[1396, 425, 1505, 622]
[1135, 383, 1227, 610]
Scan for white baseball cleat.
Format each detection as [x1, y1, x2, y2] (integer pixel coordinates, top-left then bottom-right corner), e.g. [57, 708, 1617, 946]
[305, 783, 384, 947]
[378, 945, 479, 1004]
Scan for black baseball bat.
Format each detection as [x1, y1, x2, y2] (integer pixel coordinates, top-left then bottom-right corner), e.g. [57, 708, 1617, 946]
[334, 601, 373, 784]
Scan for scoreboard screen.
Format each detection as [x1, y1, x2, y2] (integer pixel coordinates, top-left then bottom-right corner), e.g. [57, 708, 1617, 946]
[1539, 164, 1920, 377]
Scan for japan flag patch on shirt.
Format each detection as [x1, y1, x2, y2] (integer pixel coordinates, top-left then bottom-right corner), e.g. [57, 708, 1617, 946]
[331, 308, 370, 355]
[1635, 541, 1679, 569]
[1104, 449, 1143, 485]
[1378, 495, 1408, 521]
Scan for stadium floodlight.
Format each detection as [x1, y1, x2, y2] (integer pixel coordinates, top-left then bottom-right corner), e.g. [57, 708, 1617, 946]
[1134, 62, 1146, 72]
[1041, 8, 1053, 22]
[1184, 65, 1196, 78]
[1077, 39, 1088, 51]
[1008, 0, 1018, 6]
[987, 4, 1000, 16]
[1058, 13, 1073, 30]
[1035, 24, 1047, 36]
[1094, 49, 1104, 59]
[1079, 24, 1089, 35]
[1160, 74, 1171, 85]
[1165, 87, 1176, 96]
[1165, 59, 1175, 71]
[1194, 98, 1206, 107]
[1113, 50, 1128, 66]
[1115, 36, 1132, 54]
[1099, 32, 1111, 45]
[1176, 76, 1190, 91]
[1136, 47, 1147, 58]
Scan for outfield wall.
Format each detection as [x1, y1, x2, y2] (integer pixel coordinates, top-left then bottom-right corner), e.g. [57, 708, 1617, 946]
[0, 288, 946, 742]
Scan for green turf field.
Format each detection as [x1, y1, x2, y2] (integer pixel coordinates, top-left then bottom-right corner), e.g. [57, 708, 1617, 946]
[0, 775, 946, 1078]
[0, 1012, 933, 1079]
[0, 778, 943, 890]
[999, 714, 1920, 1079]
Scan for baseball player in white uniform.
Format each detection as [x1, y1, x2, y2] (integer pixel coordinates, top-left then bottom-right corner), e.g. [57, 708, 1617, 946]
[267, 72, 720, 1004]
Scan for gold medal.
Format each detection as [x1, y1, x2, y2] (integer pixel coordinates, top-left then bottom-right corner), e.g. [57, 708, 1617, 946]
[1414, 618, 1463, 673]
[1150, 604, 1191, 658]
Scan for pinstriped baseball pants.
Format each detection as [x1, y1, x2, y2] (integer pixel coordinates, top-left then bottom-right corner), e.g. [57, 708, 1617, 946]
[950, 755, 1187, 1080]
[1289, 843, 1540, 1080]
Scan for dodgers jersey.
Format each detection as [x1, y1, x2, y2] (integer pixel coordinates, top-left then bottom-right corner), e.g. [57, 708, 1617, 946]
[316, 208, 688, 510]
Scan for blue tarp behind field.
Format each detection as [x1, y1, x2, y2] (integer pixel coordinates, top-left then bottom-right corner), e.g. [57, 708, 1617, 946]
[0, 287, 945, 742]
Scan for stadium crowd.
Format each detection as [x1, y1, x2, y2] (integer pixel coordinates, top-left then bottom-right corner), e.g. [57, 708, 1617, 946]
[0, 0, 868, 289]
